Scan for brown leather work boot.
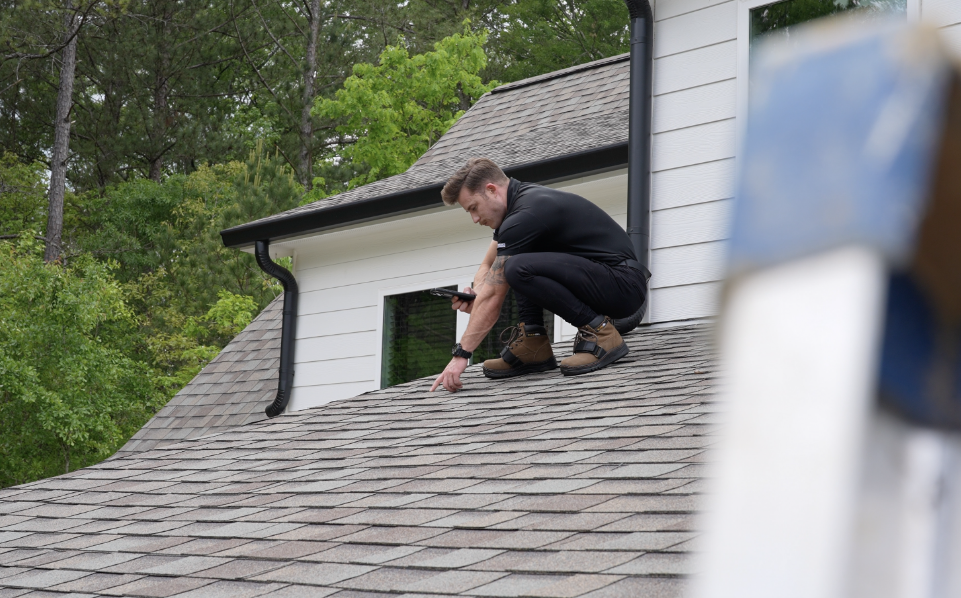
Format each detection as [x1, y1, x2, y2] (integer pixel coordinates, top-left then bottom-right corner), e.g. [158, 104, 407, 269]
[482, 323, 557, 379]
[559, 317, 629, 376]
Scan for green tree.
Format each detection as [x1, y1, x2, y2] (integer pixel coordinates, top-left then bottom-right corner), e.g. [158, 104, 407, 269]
[485, 0, 630, 82]
[75, 142, 301, 389]
[0, 152, 47, 238]
[69, 0, 248, 188]
[313, 25, 495, 189]
[0, 235, 163, 485]
[229, 0, 374, 190]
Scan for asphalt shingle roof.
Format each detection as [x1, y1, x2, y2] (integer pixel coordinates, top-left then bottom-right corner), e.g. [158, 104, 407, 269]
[118, 296, 283, 455]
[0, 323, 715, 598]
[237, 54, 630, 229]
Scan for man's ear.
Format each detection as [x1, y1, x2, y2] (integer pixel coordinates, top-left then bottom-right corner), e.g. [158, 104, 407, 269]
[486, 182, 498, 196]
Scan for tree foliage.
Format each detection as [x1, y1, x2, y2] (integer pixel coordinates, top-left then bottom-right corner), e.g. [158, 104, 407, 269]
[0, 236, 162, 486]
[485, 0, 630, 82]
[314, 25, 495, 189]
[0, 1, 635, 487]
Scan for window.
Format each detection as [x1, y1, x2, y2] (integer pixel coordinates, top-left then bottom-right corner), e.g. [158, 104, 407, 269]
[751, 0, 907, 51]
[380, 287, 554, 388]
[740, 0, 909, 125]
[381, 287, 458, 388]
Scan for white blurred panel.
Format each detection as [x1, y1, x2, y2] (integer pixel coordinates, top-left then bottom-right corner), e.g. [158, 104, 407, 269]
[695, 245, 887, 598]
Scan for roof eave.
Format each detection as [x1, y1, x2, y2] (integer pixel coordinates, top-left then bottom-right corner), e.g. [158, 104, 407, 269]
[220, 141, 629, 249]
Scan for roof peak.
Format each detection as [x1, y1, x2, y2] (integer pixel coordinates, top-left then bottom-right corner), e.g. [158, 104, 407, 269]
[490, 52, 630, 94]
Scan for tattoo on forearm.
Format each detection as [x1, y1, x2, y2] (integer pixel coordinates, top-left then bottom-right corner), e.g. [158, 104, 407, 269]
[485, 256, 509, 286]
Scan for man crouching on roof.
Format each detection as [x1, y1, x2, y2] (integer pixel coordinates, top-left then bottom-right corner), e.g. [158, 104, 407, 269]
[430, 157, 650, 393]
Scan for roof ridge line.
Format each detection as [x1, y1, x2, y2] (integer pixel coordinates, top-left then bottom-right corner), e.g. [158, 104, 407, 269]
[490, 53, 630, 94]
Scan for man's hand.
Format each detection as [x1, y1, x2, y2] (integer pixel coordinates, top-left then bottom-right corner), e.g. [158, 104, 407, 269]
[430, 356, 469, 392]
[451, 286, 474, 314]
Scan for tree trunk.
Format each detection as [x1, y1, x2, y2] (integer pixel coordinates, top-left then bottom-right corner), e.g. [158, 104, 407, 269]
[45, 2, 79, 263]
[299, 0, 321, 191]
[150, 8, 171, 182]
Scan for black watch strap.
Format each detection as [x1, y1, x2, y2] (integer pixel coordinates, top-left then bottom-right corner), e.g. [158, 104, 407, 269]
[452, 343, 473, 359]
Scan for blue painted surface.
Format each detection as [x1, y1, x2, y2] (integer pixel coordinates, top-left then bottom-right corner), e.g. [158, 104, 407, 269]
[729, 29, 950, 272]
[878, 274, 961, 427]
[730, 26, 961, 428]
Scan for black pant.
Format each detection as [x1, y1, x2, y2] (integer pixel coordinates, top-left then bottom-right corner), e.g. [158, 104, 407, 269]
[504, 252, 647, 329]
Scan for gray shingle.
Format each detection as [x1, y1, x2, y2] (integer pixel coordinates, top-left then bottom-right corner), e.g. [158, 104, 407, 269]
[117, 297, 283, 455]
[167, 580, 285, 598]
[0, 322, 716, 598]
[250, 562, 374, 585]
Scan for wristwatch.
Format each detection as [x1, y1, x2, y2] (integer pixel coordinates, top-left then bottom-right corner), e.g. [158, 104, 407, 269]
[451, 343, 473, 360]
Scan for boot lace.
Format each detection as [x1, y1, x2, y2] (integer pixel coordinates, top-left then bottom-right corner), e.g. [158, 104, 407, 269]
[574, 328, 598, 346]
[499, 325, 522, 348]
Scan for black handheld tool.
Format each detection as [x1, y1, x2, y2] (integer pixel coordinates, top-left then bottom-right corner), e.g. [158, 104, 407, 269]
[430, 288, 476, 301]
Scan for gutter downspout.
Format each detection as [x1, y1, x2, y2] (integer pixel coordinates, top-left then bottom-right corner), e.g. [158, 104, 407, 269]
[624, 0, 654, 314]
[255, 240, 298, 418]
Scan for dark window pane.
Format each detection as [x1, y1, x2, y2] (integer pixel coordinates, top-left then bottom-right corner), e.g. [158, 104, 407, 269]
[472, 289, 554, 364]
[751, 0, 906, 47]
[381, 287, 458, 388]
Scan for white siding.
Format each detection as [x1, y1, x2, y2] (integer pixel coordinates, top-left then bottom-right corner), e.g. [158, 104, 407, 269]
[650, 282, 723, 322]
[240, 0, 961, 411]
[652, 159, 735, 211]
[651, 241, 727, 289]
[940, 23, 961, 56]
[654, 41, 736, 96]
[656, 0, 731, 21]
[655, 2, 736, 58]
[652, 199, 732, 249]
[653, 119, 737, 172]
[923, 0, 961, 27]
[922, 0, 961, 57]
[653, 79, 736, 134]
[647, 0, 738, 328]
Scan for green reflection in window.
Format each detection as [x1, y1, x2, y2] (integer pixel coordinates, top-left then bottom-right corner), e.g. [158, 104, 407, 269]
[751, 0, 906, 48]
[381, 286, 458, 388]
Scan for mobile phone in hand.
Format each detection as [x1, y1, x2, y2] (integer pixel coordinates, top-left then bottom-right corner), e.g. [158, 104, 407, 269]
[429, 288, 476, 301]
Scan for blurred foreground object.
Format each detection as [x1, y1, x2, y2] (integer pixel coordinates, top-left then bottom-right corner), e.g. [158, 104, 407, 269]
[695, 19, 961, 598]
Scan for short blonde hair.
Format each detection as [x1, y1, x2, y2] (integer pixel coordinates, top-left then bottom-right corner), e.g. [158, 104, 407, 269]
[441, 158, 508, 206]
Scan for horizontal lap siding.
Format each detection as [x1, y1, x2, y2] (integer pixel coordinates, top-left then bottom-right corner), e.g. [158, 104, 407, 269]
[288, 208, 489, 410]
[297, 237, 490, 294]
[652, 159, 735, 211]
[655, 42, 736, 96]
[925, 0, 961, 56]
[656, 0, 732, 21]
[655, 2, 736, 58]
[295, 356, 377, 388]
[940, 23, 961, 56]
[297, 307, 377, 339]
[645, 0, 737, 321]
[654, 79, 736, 134]
[650, 281, 723, 322]
[924, 0, 961, 28]
[652, 199, 732, 249]
[296, 330, 379, 363]
[653, 119, 737, 172]
[651, 241, 727, 289]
